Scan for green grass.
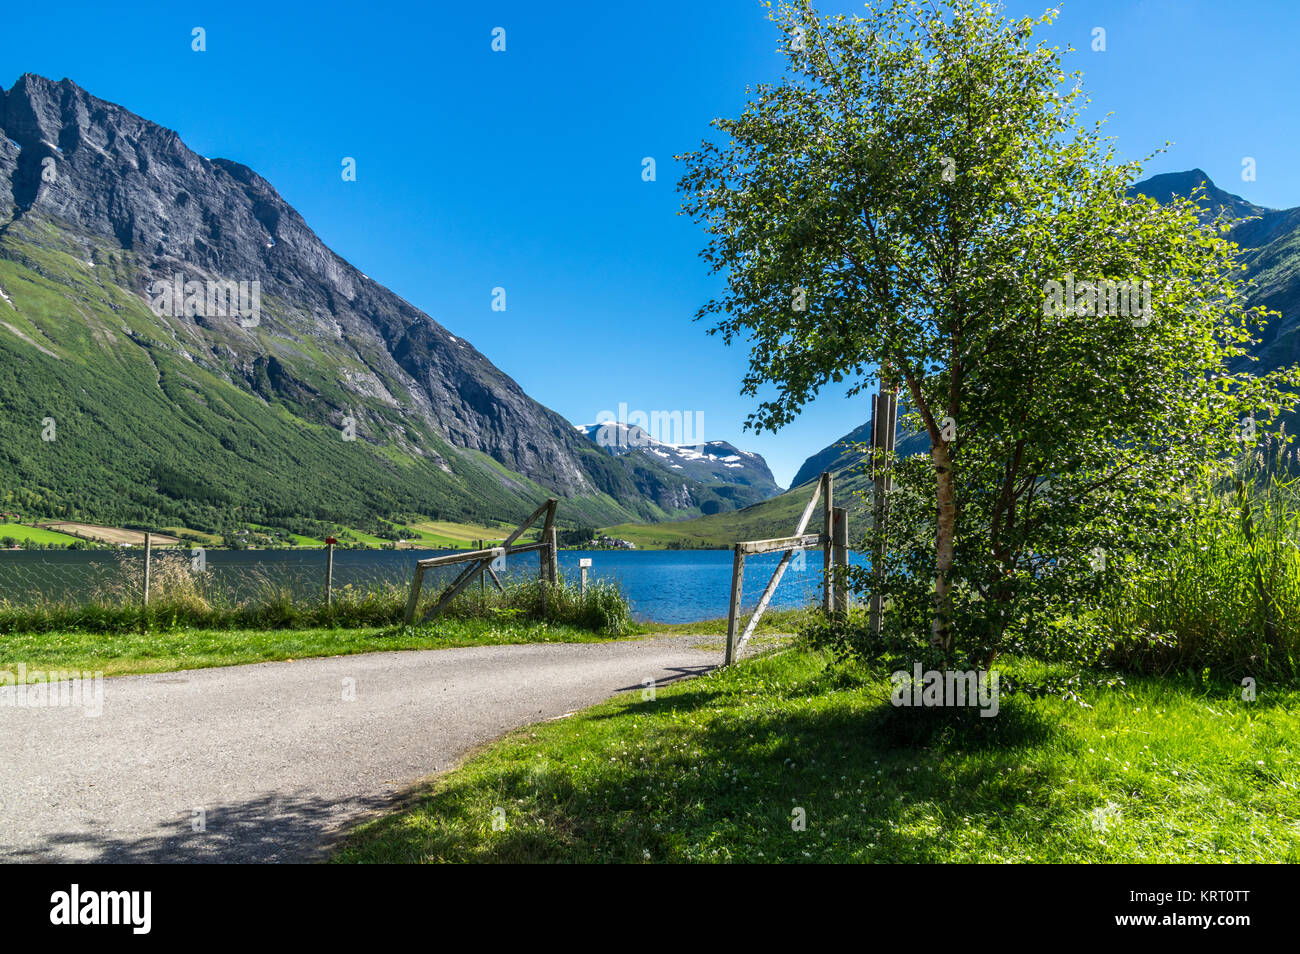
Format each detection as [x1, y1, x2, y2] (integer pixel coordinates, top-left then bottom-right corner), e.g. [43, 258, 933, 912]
[333, 528, 389, 546]
[0, 572, 641, 676]
[1096, 456, 1300, 679]
[641, 606, 815, 636]
[0, 522, 85, 545]
[0, 618, 624, 679]
[333, 644, 1300, 863]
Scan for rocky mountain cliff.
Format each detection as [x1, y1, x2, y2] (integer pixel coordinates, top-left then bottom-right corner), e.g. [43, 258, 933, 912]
[0, 74, 744, 532]
[577, 421, 781, 512]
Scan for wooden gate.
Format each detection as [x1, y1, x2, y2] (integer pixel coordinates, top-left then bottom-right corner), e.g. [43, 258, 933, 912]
[403, 498, 559, 625]
[724, 472, 847, 665]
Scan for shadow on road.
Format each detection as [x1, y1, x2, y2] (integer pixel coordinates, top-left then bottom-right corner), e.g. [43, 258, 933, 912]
[3, 788, 396, 863]
[614, 664, 716, 692]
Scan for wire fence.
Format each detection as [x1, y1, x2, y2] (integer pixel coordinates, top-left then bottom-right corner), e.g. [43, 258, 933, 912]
[0, 546, 860, 621]
[0, 548, 482, 609]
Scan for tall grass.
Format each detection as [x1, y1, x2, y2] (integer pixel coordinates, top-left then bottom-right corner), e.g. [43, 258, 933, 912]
[427, 577, 634, 636]
[1099, 443, 1300, 678]
[0, 550, 635, 637]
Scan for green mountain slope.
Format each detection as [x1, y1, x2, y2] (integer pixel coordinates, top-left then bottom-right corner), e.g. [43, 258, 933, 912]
[0, 74, 751, 535]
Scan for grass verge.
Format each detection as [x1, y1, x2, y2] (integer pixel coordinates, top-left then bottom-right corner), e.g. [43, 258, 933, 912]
[0, 618, 621, 679]
[332, 643, 1300, 863]
[638, 606, 813, 637]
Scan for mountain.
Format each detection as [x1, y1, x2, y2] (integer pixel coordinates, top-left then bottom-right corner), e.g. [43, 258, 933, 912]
[787, 418, 930, 490]
[0, 74, 745, 535]
[787, 421, 873, 490]
[611, 168, 1300, 547]
[1130, 168, 1300, 376]
[1127, 168, 1267, 223]
[576, 422, 781, 511]
[603, 411, 927, 547]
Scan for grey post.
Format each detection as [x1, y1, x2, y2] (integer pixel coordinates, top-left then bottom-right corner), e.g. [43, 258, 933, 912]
[477, 539, 485, 597]
[822, 471, 833, 614]
[833, 507, 849, 614]
[724, 544, 745, 666]
[404, 563, 426, 624]
[325, 540, 335, 607]
[143, 531, 152, 608]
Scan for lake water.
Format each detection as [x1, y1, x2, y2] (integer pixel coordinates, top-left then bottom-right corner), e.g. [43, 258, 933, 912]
[0, 547, 868, 623]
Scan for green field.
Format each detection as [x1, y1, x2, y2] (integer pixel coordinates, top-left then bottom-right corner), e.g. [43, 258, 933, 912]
[403, 518, 535, 548]
[160, 527, 222, 545]
[0, 522, 85, 546]
[334, 644, 1300, 863]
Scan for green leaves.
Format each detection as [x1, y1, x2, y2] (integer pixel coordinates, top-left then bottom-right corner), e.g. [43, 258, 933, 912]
[678, 0, 1300, 659]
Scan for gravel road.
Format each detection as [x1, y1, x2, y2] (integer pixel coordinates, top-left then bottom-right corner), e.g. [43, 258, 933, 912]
[0, 636, 747, 863]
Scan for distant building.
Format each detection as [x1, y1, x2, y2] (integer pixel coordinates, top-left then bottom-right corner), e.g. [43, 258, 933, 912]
[593, 535, 637, 550]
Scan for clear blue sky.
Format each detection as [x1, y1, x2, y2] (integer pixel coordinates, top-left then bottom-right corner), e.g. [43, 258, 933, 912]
[3, 0, 1298, 486]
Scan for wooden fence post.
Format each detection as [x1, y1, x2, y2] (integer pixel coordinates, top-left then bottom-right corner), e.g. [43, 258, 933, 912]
[142, 531, 152, 608]
[546, 525, 558, 584]
[541, 499, 558, 583]
[538, 502, 554, 579]
[404, 563, 426, 624]
[325, 540, 335, 607]
[833, 507, 849, 614]
[822, 472, 833, 614]
[724, 544, 745, 666]
[409, 498, 559, 626]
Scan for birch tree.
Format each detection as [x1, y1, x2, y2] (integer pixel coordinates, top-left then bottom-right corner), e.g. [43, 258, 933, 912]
[677, 0, 1297, 661]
